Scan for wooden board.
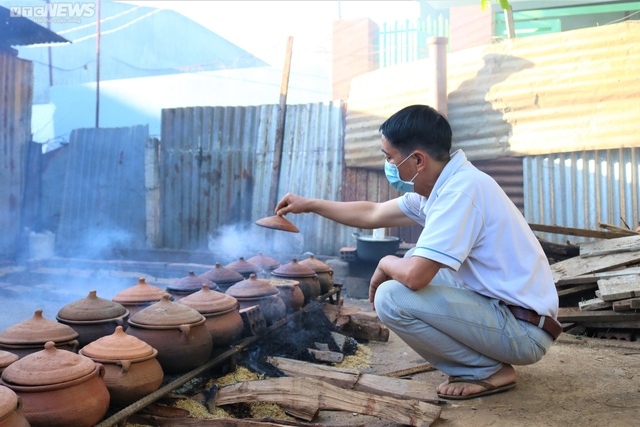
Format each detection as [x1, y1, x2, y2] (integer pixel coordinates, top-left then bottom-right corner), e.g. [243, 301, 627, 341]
[267, 356, 440, 404]
[579, 235, 640, 258]
[557, 310, 640, 323]
[216, 377, 441, 427]
[551, 251, 640, 283]
[597, 275, 640, 301]
[578, 297, 611, 311]
[556, 267, 640, 286]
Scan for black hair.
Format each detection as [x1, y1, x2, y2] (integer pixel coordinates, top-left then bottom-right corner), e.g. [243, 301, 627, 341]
[379, 105, 452, 162]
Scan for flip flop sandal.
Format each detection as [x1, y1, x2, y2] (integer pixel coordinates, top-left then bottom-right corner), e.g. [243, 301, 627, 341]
[437, 376, 517, 400]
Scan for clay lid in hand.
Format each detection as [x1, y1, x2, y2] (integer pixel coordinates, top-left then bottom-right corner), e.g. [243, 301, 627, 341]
[177, 284, 238, 314]
[0, 310, 78, 345]
[255, 215, 299, 233]
[2, 341, 96, 386]
[129, 294, 204, 327]
[112, 278, 166, 304]
[57, 290, 127, 321]
[80, 326, 155, 360]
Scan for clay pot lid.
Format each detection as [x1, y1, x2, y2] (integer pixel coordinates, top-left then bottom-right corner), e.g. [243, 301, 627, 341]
[57, 290, 127, 321]
[0, 310, 79, 345]
[199, 263, 244, 284]
[299, 255, 332, 273]
[225, 274, 278, 299]
[112, 278, 166, 304]
[0, 385, 18, 417]
[166, 272, 219, 293]
[224, 257, 260, 275]
[267, 279, 300, 289]
[247, 253, 280, 270]
[0, 350, 18, 369]
[129, 294, 204, 327]
[177, 284, 238, 314]
[80, 326, 154, 360]
[272, 259, 317, 278]
[255, 215, 299, 233]
[2, 341, 96, 386]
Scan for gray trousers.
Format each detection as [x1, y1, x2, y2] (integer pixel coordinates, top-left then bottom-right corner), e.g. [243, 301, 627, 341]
[373, 254, 553, 380]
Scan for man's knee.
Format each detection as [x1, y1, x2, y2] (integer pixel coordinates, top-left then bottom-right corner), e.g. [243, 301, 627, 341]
[373, 280, 405, 323]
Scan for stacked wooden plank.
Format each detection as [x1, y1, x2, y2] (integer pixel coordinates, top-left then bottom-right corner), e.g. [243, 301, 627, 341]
[551, 234, 640, 339]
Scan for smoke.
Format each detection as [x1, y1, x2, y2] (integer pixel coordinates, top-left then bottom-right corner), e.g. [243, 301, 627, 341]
[207, 223, 306, 264]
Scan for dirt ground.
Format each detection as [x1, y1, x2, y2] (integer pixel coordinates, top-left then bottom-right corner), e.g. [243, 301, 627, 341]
[316, 297, 640, 427]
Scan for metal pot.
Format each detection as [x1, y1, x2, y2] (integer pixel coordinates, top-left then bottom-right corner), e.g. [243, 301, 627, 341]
[352, 232, 402, 263]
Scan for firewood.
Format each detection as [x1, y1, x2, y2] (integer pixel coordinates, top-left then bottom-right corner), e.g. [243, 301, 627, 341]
[578, 297, 612, 311]
[127, 415, 334, 426]
[307, 348, 344, 363]
[140, 402, 191, 418]
[382, 363, 436, 377]
[612, 298, 640, 312]
[579, 235, 640, 258]
[551, 250, 640, 283]
[215, 377, 441, 427]
[267, 357, 440, 404]
[597, 275, 640, 301]
[558, 309, 640, 323]
[322, 305, 389, 342]
[330, 331, 347, 351]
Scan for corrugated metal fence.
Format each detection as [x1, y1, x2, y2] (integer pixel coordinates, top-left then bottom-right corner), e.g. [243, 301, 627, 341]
[56, 126, 148, 256]
[157, 102, 350, 258]
[0, 53, 32, 260]
[524, 148, 640, 244]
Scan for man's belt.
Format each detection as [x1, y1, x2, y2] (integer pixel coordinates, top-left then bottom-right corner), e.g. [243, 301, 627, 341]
[507, 306, 563, 341]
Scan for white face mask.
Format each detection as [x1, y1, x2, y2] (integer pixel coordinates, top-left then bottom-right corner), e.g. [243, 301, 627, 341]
[384, 153, 419, 192]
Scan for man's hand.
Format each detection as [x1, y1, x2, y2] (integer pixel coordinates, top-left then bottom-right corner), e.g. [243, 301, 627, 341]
[275, 193, 310, 216]
[369, 264, 391, 307]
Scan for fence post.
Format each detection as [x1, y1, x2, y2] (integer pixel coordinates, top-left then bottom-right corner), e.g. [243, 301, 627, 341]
[427, 36, 449, 118]
[145, 137, 160, 248]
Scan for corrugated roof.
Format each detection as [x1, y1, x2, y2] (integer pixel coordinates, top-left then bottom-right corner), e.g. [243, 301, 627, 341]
[0, 5, 68, 48]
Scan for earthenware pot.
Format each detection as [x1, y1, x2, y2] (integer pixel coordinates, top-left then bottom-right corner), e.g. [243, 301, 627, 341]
[271, 259, 321, 303]
[224, 257, 261, 279]
[112, 278, 168, 317]
[165, 272, 219, 301]
[177, 285, 244, 347]
[79, 326, 163, 407]
[267, 279, 304, 313]
[0, 351, 18, 376]
[199, 263, 244, 292]
[299, 255, 335, 294]
[0, 342, 110, 427]
[126, 295, 212, 374]
[247, 253, 280, 277]
[0, 310, 79, 358]
[225, 274, 286, 325]
[56, 290, 129, 348]
[0, 385, 30, 427]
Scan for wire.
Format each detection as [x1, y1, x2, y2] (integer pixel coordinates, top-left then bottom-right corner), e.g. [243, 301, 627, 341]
[603, 9, 640, 25]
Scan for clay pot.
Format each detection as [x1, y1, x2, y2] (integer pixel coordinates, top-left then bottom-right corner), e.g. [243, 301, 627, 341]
[0, 385, 30, 427]
[166, 272, 219, 301]
[224, 257, 261, 279]
[267, 279, 304, 313]
[199, 263, 244, 292]
[225, 274, 286, 326]
[299, 255, 335, 294]
[247, 253, 280, 277]
[112, 278, 168, 317]
[0, 310, 79, 358]
[79, 326, 163, 407]
[271, 259, 321, 303]
[0, 342, 110, 427]
[177, 285, 244, 348]
[126, 294, 212, 374]
[56, 290, 129, 348]
[0, 351, 18, 376]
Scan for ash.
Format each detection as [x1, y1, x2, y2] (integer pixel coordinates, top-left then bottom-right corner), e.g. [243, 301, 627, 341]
[239, 304, 358, 376]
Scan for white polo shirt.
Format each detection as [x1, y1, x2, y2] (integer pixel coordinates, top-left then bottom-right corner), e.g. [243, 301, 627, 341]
[398, 150, 558, 318]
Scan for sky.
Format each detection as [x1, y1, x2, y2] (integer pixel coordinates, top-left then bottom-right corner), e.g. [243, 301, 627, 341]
[120, 1, 422, 76]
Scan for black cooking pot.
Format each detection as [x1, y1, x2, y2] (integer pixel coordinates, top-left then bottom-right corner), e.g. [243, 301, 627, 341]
[352, 233, 402, 263]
